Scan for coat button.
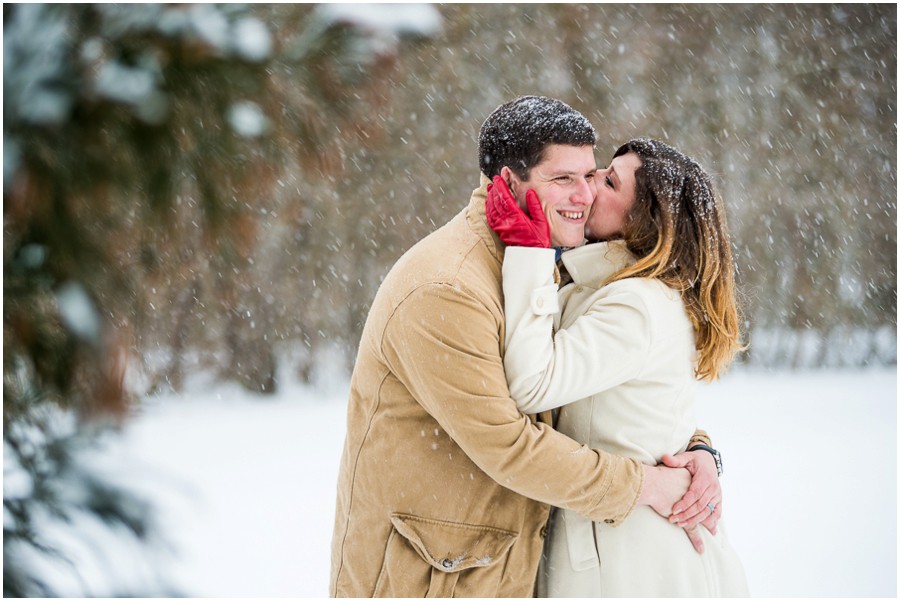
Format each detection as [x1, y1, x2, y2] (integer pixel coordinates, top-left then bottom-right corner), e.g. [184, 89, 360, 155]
[539, 525, 548, 538]
[441, 559, 454, 569]
[536, 297, 544, 308]
[574, 285, 584, 293]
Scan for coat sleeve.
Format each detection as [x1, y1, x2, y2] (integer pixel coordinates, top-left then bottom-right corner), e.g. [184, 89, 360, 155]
[381, 281, 643, 525]
[502, 246, 654, 413]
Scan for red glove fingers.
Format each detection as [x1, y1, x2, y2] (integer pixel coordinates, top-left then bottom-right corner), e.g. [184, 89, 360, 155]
[485, 175, 519, 223]
[486, 175, 551, 248]
[523, 188, 549, 241]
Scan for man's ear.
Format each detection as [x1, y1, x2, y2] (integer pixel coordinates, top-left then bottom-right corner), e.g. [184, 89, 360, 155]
[499, 166, 518, 198]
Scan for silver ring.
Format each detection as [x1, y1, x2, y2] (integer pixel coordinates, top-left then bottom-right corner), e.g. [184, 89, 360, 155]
[707, 502, 716, 513]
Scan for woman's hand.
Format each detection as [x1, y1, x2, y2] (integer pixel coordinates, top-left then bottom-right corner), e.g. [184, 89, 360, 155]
[486, 175, 551, 248]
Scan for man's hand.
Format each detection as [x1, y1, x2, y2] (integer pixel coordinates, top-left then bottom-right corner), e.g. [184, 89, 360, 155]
[640, 458, 719, 555]
[485, 175, 551, 248]
[662, 449, 722, 535]
[638, 463, 691, 518]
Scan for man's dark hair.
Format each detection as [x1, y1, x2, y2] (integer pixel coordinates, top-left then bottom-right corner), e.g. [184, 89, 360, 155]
[478, 95, 596, 180]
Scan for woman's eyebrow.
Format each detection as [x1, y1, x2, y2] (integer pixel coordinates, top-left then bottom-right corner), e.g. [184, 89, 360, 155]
[609, 166, 620, 187]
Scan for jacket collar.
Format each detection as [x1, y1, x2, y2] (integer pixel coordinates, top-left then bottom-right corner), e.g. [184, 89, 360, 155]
[467, 173, 561, 284]
[560, 240, 636, 288]
[467, 174, 505, 264]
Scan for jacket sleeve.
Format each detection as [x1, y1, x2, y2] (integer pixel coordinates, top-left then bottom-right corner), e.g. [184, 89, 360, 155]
[381, 281, 643, 525]
[502, 246, 653, 413]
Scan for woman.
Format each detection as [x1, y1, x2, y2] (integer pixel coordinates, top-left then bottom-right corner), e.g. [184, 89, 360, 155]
[487, 138, 749, 597]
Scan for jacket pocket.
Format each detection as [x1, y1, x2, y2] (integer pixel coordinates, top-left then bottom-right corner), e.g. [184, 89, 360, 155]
[374, 513, 519, 598]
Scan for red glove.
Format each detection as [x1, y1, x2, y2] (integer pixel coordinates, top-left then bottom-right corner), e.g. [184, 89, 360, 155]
[485, 175, 551, 248]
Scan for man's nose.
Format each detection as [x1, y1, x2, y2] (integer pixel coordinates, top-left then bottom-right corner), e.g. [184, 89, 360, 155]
[572, 178, 594, 206]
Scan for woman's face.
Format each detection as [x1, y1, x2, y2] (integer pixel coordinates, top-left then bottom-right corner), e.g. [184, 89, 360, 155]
[585, 151, 641, 242]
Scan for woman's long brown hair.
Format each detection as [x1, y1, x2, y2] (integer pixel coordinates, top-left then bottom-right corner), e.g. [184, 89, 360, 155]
[605, 139, 744, 381]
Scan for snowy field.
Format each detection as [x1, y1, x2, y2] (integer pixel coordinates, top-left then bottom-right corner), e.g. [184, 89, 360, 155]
[38, 367, 897, 597]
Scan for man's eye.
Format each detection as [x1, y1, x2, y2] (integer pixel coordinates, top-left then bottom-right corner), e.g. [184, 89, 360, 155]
[585, 173, 595, 181]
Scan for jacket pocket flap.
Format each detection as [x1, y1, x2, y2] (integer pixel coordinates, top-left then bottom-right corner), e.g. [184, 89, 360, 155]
[390, 513, 518, 573]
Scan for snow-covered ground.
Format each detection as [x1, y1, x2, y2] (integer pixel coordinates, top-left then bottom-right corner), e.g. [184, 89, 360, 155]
[34, 367, 898, 597]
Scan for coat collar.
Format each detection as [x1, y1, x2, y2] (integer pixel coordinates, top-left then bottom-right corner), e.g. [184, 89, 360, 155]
[560, 240, 636, 288]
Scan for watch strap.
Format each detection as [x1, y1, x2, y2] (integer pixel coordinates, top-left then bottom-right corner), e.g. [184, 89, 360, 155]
[690, 443, 723, 477]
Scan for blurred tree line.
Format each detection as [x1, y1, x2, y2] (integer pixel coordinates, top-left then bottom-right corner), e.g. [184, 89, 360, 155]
[3, 3, 438, 594]
[343, 2, 896, 372]
[2, 3, 896, 594]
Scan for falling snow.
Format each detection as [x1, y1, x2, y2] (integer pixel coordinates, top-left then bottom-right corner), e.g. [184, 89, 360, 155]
[3, 3, 894, 598]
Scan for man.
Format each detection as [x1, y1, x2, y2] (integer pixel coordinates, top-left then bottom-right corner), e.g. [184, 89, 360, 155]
[330, 96, 721, 597]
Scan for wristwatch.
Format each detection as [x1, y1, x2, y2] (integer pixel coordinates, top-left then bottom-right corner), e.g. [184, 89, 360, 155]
[690, 444, 723, 477]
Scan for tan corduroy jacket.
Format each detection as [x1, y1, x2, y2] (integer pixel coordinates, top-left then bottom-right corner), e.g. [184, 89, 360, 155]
[329, 176, 703, 598]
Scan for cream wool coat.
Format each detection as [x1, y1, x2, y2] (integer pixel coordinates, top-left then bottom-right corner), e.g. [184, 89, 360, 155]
[329, 177, 647, 598]
[503, 242, 749, 598]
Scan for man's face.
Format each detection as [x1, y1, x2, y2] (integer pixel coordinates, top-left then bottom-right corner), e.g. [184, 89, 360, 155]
[502, 144, 597, 248]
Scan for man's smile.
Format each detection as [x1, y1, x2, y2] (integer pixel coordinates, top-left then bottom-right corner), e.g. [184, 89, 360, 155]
[558, 210, 586, 221]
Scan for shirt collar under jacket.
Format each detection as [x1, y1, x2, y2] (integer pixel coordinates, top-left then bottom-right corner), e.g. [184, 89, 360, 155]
[560, 240, 637, 289]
